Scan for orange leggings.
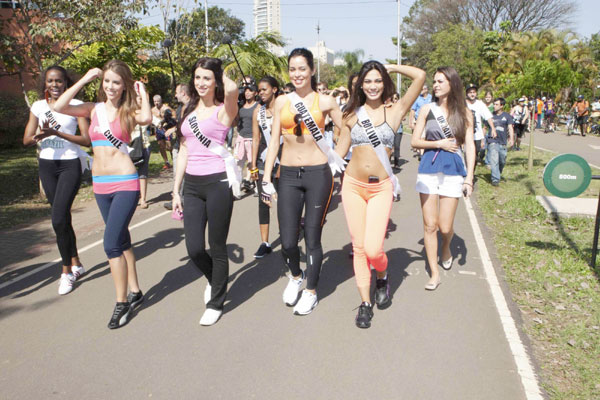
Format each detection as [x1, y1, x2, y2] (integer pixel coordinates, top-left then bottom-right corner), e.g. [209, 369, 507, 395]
[341, 174, 393, 289]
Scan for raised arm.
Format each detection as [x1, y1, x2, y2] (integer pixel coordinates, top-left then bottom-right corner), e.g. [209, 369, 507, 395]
[134, 82, 152, 126]
[386, 64, 426, 127]
[219, 74, 239, 126]
[54, 68, 101, 117]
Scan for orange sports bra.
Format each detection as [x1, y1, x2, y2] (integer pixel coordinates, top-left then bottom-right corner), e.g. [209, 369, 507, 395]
[281, 93, 325, 135]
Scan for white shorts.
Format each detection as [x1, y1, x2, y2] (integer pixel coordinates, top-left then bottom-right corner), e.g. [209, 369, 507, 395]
[416, 172, 465, 198]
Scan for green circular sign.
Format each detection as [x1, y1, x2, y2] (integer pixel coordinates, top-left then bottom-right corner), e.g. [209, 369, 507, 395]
[543, 154, 591, 198]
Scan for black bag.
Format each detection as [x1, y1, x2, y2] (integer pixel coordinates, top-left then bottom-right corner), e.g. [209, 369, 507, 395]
[129, 127, 145, 166]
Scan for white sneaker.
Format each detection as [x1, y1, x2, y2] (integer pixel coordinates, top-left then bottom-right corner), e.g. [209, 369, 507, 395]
[204, 283, 211, 305]
[71, 265, 86, 280]
[199, 308, 222, 326]
[293, 290, 318, 315]
[58, 273, 75, 295]
[282, 272, 304, 306]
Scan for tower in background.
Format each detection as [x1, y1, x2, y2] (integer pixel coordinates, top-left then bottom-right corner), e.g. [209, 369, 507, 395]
[253, 0, 282, 56]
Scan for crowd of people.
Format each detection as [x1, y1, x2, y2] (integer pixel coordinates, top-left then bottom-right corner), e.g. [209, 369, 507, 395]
[26, 46, 592, 330]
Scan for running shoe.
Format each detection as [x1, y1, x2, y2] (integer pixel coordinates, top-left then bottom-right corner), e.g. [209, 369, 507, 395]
[375, 277, 391, 309]
[204, 283, 211, 305]
[58, 273, 75, 295]
[355, 302, 374, 328]
[283, 271, 304, 306]
[293, 290, 318, 315]
[254, 242, 272, 259]
[107, 302, 131, 329]
[127, 290, 144, 309]
[199, 308, 222, 326]
[71, 265, 85, 280]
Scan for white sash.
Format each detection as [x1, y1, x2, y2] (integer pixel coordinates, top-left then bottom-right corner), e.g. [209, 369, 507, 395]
[430, 103, 465, 163]
[94, 103, 130, 155]
[356, 106, 401, 199]
[288, 92, 346, 175]
[43, 103, 92, 172]
[258, 105, 272, 162]
[187, 113, 242, 195]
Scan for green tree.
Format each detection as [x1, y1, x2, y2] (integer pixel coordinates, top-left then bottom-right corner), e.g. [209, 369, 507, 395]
[212, 31, 287, 84]
[168, 6, 245, 73]
[0, 0, 148, 103]
[426, 23, 486, 86]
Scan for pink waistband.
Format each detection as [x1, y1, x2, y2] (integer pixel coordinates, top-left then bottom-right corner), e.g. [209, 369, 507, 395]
[93, 179, 140, 194]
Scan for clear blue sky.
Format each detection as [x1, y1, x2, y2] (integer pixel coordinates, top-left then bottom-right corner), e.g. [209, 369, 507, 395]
[141, 0, 600, 63]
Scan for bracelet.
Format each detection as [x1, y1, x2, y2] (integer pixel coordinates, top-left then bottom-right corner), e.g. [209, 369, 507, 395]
[463, 182, 473, 187]
[250, 168, 259, 174]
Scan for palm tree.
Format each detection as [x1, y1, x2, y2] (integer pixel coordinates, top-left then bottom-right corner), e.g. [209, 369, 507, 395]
[212, 31, 288, 83]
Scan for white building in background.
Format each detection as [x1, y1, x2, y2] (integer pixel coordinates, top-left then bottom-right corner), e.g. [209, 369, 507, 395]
[253, 0, 283, 56]
[308, 41, 335, 66]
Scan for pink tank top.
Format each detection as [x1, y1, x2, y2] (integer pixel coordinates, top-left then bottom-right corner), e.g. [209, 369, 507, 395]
[181, 104, 230, 176]
[89, 110, 130, 145]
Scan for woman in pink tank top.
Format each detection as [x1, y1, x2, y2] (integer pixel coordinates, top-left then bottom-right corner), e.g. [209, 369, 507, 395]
[55, 60, 152, 329]
[172, 57, 239, 326]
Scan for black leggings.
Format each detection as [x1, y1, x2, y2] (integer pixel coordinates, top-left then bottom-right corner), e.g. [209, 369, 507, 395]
[257, 173, 278, 225]
[277, 163, 333, 290]
[183, 172, 233, 310]
[38, 158, 81, 267]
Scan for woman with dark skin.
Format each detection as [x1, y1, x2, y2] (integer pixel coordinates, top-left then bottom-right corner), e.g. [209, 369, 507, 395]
[23, 66, 91, 295]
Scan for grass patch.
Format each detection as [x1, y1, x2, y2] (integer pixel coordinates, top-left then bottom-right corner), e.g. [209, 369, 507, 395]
[475, 147, 600, 399]
[0, 140, 169, 229]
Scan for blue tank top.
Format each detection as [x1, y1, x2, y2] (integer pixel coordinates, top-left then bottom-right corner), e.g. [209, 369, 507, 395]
[418, 110, 466, 176]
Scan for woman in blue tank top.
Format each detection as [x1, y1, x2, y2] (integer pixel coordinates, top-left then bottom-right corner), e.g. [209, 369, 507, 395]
[410, 67, 475, 291]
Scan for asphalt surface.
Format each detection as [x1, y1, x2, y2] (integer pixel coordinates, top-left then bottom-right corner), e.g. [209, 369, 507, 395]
[1, 139, 536, 399]
[527, 126, 600, 168]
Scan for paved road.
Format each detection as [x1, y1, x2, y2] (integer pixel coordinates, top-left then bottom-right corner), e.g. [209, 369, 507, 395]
[527, 127, 600, 168]
[0, 140, 539, 399]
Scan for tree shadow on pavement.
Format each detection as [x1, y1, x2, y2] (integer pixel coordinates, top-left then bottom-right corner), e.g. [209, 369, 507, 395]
[316, 242, 355, 301]
[418, 232, 468, 277]
[0, 262, 59, 299]
[224, 238, 284, 314]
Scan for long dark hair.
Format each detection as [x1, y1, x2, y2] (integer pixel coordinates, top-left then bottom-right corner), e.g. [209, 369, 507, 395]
[39, 65, 73, 98]
[343, 61, 395, 118]
[432, 66, 469, 145]
[259, 76, 280, 104]
[182, 57, 225, 123]
[288, 48, 317, 91]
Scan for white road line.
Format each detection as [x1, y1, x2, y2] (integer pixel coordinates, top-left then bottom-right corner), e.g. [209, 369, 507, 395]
[0, 210, 171, 291]
[463, 198, 544, 400]
[533, 145, 600, 170]
[457, 270, 477, 275]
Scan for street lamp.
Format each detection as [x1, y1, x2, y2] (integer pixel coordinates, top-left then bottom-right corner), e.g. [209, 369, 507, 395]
[163, 39, 177, 93]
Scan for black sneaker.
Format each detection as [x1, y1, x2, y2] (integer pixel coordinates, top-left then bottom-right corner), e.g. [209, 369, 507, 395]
[127, 290, 144, 309]
[375, 278, 391, 309]
[355, 302, 374, 329]
[254, 243, 272, 259]
[107, 302, 131, 329]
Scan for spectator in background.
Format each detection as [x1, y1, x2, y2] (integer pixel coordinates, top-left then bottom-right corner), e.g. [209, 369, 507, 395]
[282, 82, 295, 94]
[151, 94, 173, 169]
[466, 83, 497, 163]
[544, 96, 557, 132]
[535, 96, 544, 129]
[132, 93, 152, 208]
[571, 95, 590, 136]
[510, 97, 529, 150]
[484, 90, 494, 113]
[488, 98, 514, 186]
[235, 84, 259, 192]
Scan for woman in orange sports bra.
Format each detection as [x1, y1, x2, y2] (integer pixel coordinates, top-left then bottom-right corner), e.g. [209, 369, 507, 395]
[261, 48, 342, 316]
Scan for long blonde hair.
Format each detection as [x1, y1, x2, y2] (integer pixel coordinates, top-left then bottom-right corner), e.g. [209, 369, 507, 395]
[97, 60, 138, 135]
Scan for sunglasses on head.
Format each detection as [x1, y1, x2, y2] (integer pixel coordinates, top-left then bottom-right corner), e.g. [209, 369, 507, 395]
[293, 113, 303, 136]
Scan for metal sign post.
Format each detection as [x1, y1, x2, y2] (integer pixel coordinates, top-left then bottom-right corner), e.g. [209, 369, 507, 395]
[543, 154, 600, 268]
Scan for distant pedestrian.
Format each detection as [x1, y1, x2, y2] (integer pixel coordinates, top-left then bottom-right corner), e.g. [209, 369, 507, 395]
[23, 65, 91, 296]
[411, 67, 476, 291]
[466, 83, 497, 163]
[151, 94, 173, 169]
[510, 97, 529, 150]
[488, 98, 514, 186]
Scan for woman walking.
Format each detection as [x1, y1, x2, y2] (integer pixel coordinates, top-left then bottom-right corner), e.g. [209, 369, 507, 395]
[250, 76, 280, 258]
[336, 61, 425, 328]
[262, 48, 345, 315]
[55, 60, 152, 329]
[172, 57, 239, 326]
[411, 67, 475, 291]
[23, 65, 91, 295]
